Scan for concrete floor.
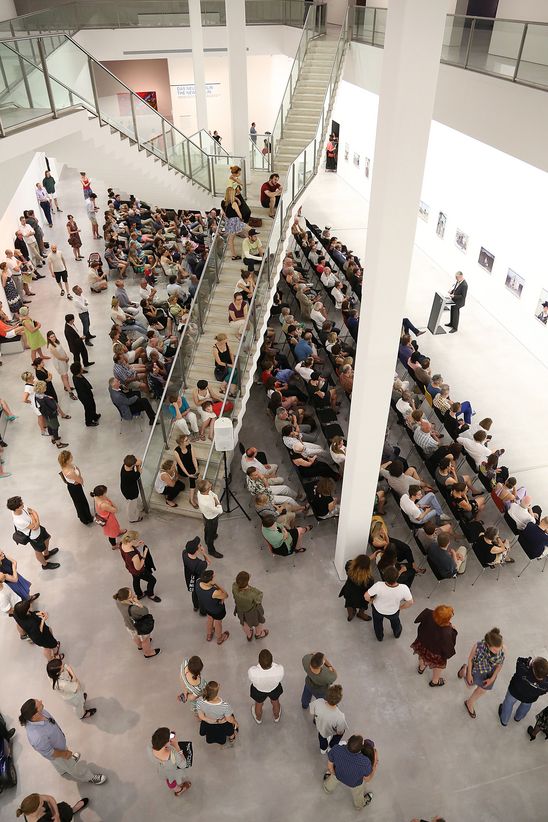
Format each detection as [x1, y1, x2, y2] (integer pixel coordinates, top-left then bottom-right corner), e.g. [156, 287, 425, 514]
[1, 167, 548, 822]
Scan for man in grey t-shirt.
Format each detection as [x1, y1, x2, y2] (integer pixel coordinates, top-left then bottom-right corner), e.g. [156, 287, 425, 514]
[301, 651, 337, 709]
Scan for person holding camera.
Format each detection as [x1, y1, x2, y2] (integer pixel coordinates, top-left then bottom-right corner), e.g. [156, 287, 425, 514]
[112, 587, 159, 658]
[118, 531, 161, 602]
[149, 727, 192, 796]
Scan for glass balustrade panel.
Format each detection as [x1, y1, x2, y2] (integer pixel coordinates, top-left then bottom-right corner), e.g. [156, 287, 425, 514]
[467, 19, 522, 77]
[372, 7, 387, 47]
[516, 24, 548, 89]
[0, 41, 52, 128]
[132, 94, 166, 159]
[43, 36, 94, 107]
[188, 140, 211, 189]
[90, 61, 136, 139]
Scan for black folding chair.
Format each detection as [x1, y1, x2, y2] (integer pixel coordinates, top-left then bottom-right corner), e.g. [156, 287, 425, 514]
[426, 556, 457, 598]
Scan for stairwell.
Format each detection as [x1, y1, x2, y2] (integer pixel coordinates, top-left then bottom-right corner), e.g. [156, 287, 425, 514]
[274, 36, 339, 178]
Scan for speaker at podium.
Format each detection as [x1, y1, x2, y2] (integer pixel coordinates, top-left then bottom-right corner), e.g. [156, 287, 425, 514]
[427, 291, 452, 335]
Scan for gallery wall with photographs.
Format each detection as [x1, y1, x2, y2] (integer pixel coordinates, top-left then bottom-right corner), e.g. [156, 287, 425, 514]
[332, 79, 548, 366]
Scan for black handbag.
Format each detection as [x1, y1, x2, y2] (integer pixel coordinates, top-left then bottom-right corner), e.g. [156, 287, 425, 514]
[12, 527, 30, 545]
[128, 605, 154, 635]
[214, 364, 228, 382]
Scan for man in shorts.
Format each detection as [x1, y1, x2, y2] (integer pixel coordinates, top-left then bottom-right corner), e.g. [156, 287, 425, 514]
[46, 244, 72, 299]
[248, 649, 284, 724]
[6, 496, 60, 570]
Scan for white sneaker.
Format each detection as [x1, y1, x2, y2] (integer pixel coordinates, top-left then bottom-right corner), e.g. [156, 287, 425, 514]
[90, 774, 107, 785]
[251, 705, 262, 725]
[274, 705, 282, 723]
[72, 752, 80, 761]
[320, 747, 327, 754]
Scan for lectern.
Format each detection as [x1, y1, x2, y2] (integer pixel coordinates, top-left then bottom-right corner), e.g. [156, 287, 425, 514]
[427, 292, 451, 335]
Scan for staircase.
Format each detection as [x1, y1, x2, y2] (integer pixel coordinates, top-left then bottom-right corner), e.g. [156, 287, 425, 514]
[273, 37, 339, 178]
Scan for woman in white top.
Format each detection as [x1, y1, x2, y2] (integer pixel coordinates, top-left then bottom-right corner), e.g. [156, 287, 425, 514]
[21, 371, 47, 435]
[46, 657, 96, 719]
[46, 331, 76, 399]
[155, 459, 185, 507]
[196, 681, 238, 746]
[111, 297, 147, 335]
[331, 282, 345, 311]
[329, 435, 347, 474]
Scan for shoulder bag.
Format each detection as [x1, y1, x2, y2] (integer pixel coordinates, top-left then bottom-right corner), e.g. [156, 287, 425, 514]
[128, 604, 155, 636]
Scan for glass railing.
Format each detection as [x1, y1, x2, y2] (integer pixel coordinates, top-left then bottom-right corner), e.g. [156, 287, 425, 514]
[354, 7, 548, 92]
[0, 33, 242, 193]
[249, 132, 272, 171]
[200, 7, 349, 489]
[270, 2, 326, 161]
[0, 0, 313, 39]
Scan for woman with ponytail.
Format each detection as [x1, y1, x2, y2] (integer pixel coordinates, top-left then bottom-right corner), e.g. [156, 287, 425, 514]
[196, 681, 238, 746]
[459, 627, 506, 719]
[16, 793, 88, 821]
[46, 658, 96, 720]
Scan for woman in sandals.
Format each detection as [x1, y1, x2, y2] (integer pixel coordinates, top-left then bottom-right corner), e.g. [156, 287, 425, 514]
[459, 627, 506, 719]
[149, 727, 191, 797]
[196, 681, 239, 746]
[178, 655, 207, 711]
[16, 793, 89, 821]
[410, 605, 458, 687]
[46, 658, 96, 720]
[195, 569, 230, 645]
[232, 571, 269, 642]
[12, 600, 61, 661]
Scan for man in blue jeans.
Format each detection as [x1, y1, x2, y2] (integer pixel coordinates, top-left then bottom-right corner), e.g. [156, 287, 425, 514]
[301, 651, 337, 709]
[364, 567, 414, 642]
[400, 485, 449, 527]
[498, 656, 548, 726]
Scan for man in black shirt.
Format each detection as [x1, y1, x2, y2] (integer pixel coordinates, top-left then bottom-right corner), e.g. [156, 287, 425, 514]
[498, 656, 548, 726]
[182, 537, 210, 615]
[70, 363, 100, 427]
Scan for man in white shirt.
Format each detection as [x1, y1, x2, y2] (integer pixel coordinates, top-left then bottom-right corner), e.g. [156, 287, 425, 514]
[281, 426, 328, 460]
[457, 430, 494, 468]
[248, 648, 284, 724]
[240, 447, 279, 479]
[295, 358, 314, 383]
[18, 217, 43, 267]
[395, 390, 415, 420]
[400, 485, 449, 526]
[35, 182, 53, 226]
[508, 496, 540, 531]
[71, 285, 95, 344]
[47, 244, 72, 299]
[196, 479, 223, 559]
[4, 248, 25, 300]
[320, 266, 337, 289]
[364, 566, 413, 641]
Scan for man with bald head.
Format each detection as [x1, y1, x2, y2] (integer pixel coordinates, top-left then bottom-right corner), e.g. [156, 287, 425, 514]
[47, 244, 72, 298]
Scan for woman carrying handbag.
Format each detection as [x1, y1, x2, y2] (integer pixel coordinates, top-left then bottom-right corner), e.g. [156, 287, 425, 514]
[232, 571, 269, 642]
[119, 531, 161, 602]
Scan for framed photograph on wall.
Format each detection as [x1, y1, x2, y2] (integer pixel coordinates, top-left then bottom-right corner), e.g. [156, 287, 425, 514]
[364, 157, 370, 178]
[344, 143, 349, 161]
[505, 268, 525, 299]
[534, 289, 548, 324]
[353, 152, 360, 167]
[436, 211, 446, 239]
[418, 201, 430, 222]
[478, 247, 495, 273]
[455, 229, 468, 253]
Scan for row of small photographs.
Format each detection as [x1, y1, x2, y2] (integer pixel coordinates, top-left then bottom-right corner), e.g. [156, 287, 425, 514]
[420, 202, 548, 324]
[343, 144, 371, 178]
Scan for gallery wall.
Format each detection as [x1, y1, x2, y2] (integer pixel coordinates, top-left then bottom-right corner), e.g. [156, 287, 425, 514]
[101, 59, 173, 121]
[333, 77, 548, 367]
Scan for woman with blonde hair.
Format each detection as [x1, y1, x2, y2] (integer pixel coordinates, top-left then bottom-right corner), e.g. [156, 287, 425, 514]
[411, 605, 458, 687]
[222, 186, 245, 260]
[338, 555, 374, 622]
[19, 306, 48, 359]
[119, 531, 161, 602]
[154, 458, 185, 507]
[46, 330, 76, 399]
[330, 435, 347, 474]
[16, 793, 88, 821]
[196, 681, 238, 746]
[459, 627, 506, 718]
[22, 371, 47, 435]
[33, 380, 67, 449]
[58, 450, 93, 524]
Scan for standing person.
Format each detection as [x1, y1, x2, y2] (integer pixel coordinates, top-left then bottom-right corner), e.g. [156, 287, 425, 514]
[179, 655, 207, 709]
[43, 170, 62, 212]
[112, 587, 159, 658]
[80, 171, 93, 201]
[182, 536, 209, 614]
[222, 187, 245, 260]
[12, 601, 61, 660]
[250, 122, 257, 144]
[64, 314, 93, 368]
[89, 485, 125, 547]
[46, 244, 72, 299]
[527, 706, 548, 741]
[310, 684, 347, 753]
[58, 450, 93, 525]
[1, 258, 23, 314]
[248, 649, 284, 724]
[364, 566, 414, 642]
[86, 194, 100, 239]
[25, 209, 48, 258]
[35, 182, 53, 227]
[70, 363, 100, 426]
[410, 606, 458, 687]
[301, 652, 337, 709]
[174, 435, 200, 509]
[0, 577, 24, 638]
[196, 681, 239, 746]
[120, 454, 143, 523]
[498, 656, 548, 727]
[7, 496, 60, 570]
[0, 549, 35, 601]
[338, 555, 373, 622]
[16, 793, 89, 821]
[323, 734, 376, 809]
[66, 214, 83, 261]
[71, 285, 95, 345]
[196, 479, 223, 558]
[459, 628, 506, 719]
[446, 270, 468, 333]
[19, 699, 106, 784]
[19, 307, 48, 359]
[118, 531, 161, 602]
[195, 569, 230, 645]
[46, 658, 96, 720]
[33, 381, 68, 449]
[149, 727, 191, 796]
[232, 571, 269, 642]
[18, 216, 43, 267]
[46, 331, 77, 400]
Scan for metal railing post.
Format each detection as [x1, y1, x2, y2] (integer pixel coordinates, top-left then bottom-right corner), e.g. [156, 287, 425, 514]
[513, 23, 528, 81]
[137, 476, 149, 514]
[207, 155, 213, 194]
[0, 113, 5, 138]
[187, 140, 193, 181]
[37, 38, 57, 118]
[372, 8, 377, 45]
[130, 93, 139, 145]
[0, 54, 8, 90]
[11, 40, 34, 109]
[161, 117, 167, 162]
[159, 412, 168, 445]
[464, 17, 476, 68]
[88, 56, 102, 124]
[197, 296, 204, 333]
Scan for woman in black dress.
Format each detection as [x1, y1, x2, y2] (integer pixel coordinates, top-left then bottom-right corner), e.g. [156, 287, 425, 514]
[174, 434, 199, 509]
[57, 450, 93, 525]
[32, 357, 58, 403]
[339, 555, 373, 621]
[290, 447, 340, 481]
[12, 600, 61, 660]
[16, 792, 88, 821]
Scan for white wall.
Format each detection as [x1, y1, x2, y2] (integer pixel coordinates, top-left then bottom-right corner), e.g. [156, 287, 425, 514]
[0, 0, 15, 21]
[497, 1, 548, 22]
[333, 77, 548, 368]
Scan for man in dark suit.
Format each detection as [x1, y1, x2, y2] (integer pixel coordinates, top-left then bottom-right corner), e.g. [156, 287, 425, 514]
[64, 313, 93, 368]
[446, 271, 468, 333]
[70, 362, 100, 426]
[108, 377, 156, 425]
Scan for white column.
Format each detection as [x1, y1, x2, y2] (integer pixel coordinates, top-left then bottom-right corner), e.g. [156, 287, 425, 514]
[189, 0, 208, 132]
[0, 0, 16, 22]
[334, 0, 450, 578]
[225, 0, 249, 156]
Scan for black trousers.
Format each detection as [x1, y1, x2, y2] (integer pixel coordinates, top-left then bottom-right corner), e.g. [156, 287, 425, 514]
[133, 567, 156, 597]
[449, 304, 461, 330]
[131, 397, 155, 423]
[191, 588, 206, 615]
[81, 394, 98, 425]
[72, 341, 89, 367]
[203, 515, 219, 553]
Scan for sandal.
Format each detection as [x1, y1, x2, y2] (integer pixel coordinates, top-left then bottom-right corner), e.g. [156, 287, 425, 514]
[294, 547, 307, 553]
[177, 692, 188, 703]
[217, 631, 230, 645]
[464, 700, 476, 719]
[190, 500, 199, 509]
[174, 781, 191, 795]
[417, 664, 426, 675]
[457, 664, 466, 679]
[429, 678, 445, 687]
[255, 629, 269, 640]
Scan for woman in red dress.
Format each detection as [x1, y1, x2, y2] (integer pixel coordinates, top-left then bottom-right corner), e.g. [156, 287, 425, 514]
[90, 484, 126, 547]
